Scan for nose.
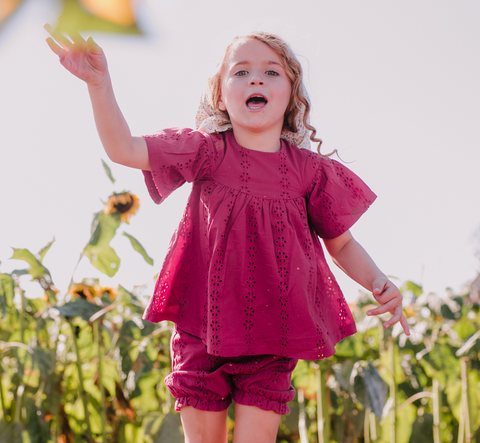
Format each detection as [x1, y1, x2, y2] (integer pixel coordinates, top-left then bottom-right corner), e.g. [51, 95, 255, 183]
[250, 79, 264, 86]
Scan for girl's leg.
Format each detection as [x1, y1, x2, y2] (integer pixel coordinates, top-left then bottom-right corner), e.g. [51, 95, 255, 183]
[233, 404, 281, 443]
[180, 406, 228, 443]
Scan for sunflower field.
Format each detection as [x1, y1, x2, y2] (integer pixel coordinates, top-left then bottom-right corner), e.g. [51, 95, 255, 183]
[1, 164, 479, 443]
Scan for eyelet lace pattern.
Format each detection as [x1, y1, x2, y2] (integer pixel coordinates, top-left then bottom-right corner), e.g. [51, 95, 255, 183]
[142, 128, 376, 360]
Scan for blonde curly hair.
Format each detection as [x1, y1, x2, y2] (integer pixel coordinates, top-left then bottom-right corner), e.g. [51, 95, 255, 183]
[206, 31, 333, 157]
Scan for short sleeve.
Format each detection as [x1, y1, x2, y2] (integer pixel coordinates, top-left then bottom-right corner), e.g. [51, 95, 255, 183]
[306, 158, 376, 239]
[142, 128, 223, 204]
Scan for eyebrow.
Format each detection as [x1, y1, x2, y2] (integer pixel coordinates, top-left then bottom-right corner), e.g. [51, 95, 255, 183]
[232, 60, 283, 68]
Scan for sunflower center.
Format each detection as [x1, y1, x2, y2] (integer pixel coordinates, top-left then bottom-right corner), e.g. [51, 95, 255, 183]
[114, 196, 134, 213]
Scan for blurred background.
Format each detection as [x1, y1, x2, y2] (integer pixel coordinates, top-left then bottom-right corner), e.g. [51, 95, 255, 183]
[1, 0, 480, 301]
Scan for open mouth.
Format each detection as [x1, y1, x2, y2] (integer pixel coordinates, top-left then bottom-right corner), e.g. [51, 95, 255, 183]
[246, 95, 268, 110]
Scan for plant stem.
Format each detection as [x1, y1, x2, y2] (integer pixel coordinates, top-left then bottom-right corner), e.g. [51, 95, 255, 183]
[432, 379, 440, 443]
[19, 288, 26, 345]
[94, 321, 108, 442]
[364, 407, 371, 443]
[14, 287, 27, 423]
[14, 384, 24, 423]
[298, 389, 309, 443]
[0, 361, 7, 419]
[388, 338, 397, 443]
[315, 362, 330, 443]
[460, 357, 472, 443]
[369, 410, 377, 441]
[69, 319, 92, 438]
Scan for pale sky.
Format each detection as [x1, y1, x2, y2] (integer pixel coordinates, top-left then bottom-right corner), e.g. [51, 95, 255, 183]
[1, 0, 479, 303]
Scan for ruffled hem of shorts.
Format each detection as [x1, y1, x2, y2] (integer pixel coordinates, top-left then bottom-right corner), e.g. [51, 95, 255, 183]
[174, 395, 231, 412]
[233, 390, 291, 415]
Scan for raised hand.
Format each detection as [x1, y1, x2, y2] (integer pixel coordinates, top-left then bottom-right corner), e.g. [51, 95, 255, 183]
[44, 23, 109, 87]
[367, 277, 410, 335]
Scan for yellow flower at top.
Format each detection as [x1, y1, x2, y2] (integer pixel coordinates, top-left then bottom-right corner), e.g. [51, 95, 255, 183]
[68, 283, 96, 302]
[98, 287, 118, 301]
[103, 192, 140, 223]
[68, 283, 118, 302]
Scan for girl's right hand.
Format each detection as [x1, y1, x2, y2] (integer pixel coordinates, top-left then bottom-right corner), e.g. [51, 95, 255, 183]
[44, 23, 108, 87]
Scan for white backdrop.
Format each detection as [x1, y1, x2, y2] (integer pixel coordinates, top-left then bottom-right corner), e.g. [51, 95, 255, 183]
[1, 0, 479, 302]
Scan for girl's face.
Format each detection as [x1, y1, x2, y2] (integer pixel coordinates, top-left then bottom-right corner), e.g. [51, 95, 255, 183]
[218, 39, 291, 137]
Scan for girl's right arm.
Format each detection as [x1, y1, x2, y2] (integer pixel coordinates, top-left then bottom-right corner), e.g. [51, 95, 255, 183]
[44, 24, 150, 171]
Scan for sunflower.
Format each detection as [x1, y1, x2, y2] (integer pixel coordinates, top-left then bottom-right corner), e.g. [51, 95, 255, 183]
[98, 286, 118, 301]
[103, 192, 140, 223]
[69, 284, 118, 302]
[68, 283, 96, 302]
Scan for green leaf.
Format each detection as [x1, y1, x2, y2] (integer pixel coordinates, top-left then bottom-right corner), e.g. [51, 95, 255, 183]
[54, 299, 102, 322]
[31, 346, 56, 390]
[10, 248, 50, 280]
[0, 420, 23, 443]
[25, 400, 52, 443]
[334, 335, 365, 358]
[418, 343, 460, 386]
[453, 319, 477, 341]
[123, 232, 154, 266]
[118, 285, 144, 315]
[153, 412, 183, 443]
[0, 273, 15, 317]
[37, 238, 55, 263]
[83, 212, 121, 277]
[102, 159, 116, 183]
[400, 280, 423, 297]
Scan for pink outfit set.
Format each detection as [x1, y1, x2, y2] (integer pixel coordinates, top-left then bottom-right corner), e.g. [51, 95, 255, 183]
[142, 128, 376, 413]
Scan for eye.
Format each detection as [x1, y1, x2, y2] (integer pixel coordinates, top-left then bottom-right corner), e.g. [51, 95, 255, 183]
[235, 70, 248, 76]
[266, 70, 279, 76]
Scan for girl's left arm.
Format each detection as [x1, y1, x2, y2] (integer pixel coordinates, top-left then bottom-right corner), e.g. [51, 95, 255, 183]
[323, 230, 410, 335]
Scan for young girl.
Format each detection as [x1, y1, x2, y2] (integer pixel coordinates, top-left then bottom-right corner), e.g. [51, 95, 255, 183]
[45, 25, 410, 443]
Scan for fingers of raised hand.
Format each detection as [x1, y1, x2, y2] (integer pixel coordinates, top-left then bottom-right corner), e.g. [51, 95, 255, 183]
[44, 23, 73, 51]
[45, 37, 65, 56]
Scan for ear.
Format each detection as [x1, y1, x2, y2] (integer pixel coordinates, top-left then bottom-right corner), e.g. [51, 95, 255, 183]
[218, 96, 227, 111]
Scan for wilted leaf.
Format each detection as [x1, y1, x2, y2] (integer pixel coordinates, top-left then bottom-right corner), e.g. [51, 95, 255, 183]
[83, 212, 121, 277]
[123, 232, 154, 266]
[54, 299, 102, 322]
[102, 159, 116, 183]
[352, 361, 388, 418]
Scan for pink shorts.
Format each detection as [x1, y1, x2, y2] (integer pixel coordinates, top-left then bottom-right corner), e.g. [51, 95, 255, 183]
[165, 326, 297, 415]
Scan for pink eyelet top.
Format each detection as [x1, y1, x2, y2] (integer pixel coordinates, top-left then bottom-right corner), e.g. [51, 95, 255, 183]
[142, 128, 376, 360]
